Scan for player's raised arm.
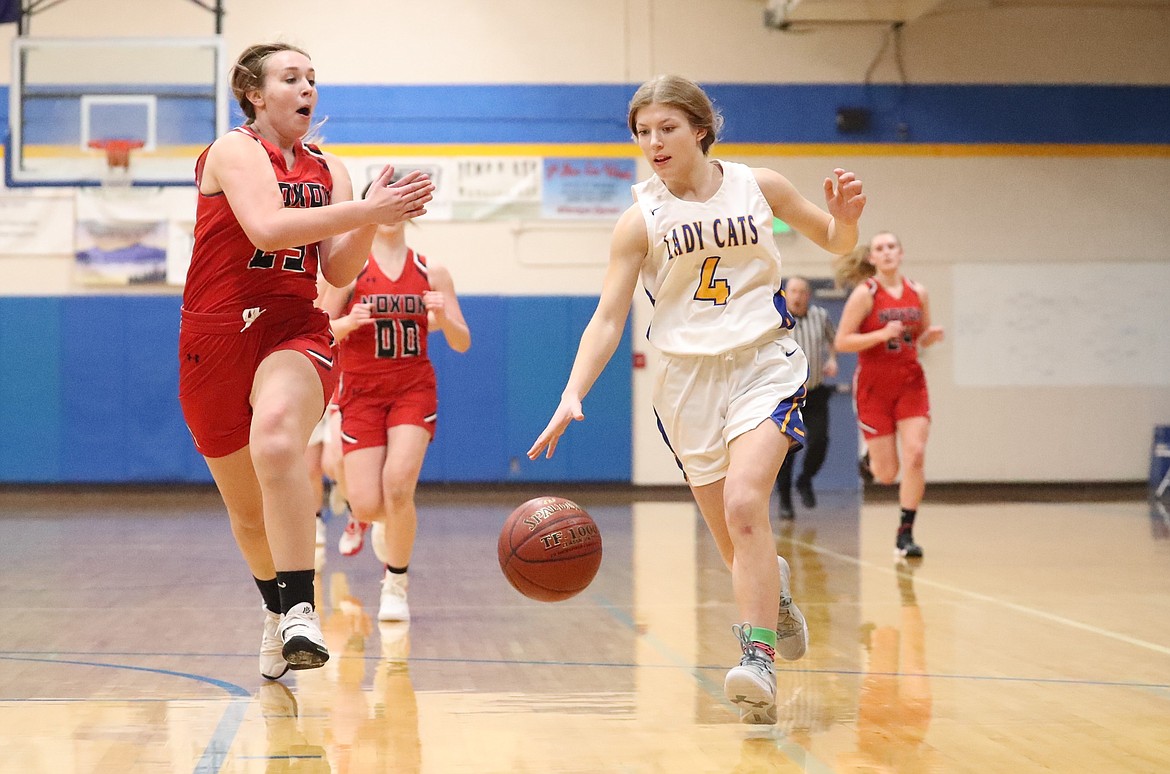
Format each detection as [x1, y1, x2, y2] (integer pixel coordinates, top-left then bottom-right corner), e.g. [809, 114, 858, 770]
[755, 167, 865, 255]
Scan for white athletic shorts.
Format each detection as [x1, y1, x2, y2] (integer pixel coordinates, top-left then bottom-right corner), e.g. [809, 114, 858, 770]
[652, 333, 809, 487]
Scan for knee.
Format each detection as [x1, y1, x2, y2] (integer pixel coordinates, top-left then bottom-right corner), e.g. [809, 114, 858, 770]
[871, 459, 899, 485]
[384, 483, 415, 514]
[722, 491, 766, 535]
[228, 507, 266, 544]
[348, 491, 382, 523]
[250, 416, 303, 478]
[902, 444, 927, 473]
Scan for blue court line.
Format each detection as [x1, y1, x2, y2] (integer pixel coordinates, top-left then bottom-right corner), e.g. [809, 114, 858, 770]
[390, 650, 1170, 692]
[0, 654, 250, 696]
[0, 654, 251, 774]
[192, 698, 250, 774]
[9, 649, 1169, 692]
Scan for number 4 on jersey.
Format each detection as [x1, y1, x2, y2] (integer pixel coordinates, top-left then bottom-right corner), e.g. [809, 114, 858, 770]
[694, 255, 730, 305]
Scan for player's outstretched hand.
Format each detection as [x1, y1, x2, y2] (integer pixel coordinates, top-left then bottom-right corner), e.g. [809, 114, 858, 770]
[920, 325, 946, 347]
[823, 168, 866, 226]
[527, 397, 585, 460]
[366, 165, 436, 224]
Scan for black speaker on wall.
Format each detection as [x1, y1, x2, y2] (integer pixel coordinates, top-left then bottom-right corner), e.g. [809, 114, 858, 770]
[835, 107, 872, 134]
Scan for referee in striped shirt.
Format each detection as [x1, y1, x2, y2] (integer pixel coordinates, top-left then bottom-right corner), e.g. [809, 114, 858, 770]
[779, 276, 838, 520]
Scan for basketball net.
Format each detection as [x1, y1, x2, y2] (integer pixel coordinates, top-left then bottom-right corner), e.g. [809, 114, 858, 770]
[90, 139, 143, 189]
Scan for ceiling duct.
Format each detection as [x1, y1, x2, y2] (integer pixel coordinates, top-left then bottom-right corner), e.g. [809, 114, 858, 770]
[764, 0, 950, 28]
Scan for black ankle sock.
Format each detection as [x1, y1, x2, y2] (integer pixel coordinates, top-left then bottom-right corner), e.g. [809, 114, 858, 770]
[276, 569, 316, 613]
[899, 508, 917, 532]
[386, 564, 408, 575]
[254, 576, 281, 615]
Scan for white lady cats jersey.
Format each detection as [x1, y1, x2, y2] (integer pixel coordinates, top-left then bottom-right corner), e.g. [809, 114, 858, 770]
[633, 160, 794, 356]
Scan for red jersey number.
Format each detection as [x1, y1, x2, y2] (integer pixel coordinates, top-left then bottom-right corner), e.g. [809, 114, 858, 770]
[886, 330, 913, 352]
[375, 318, 422, 359]
[248, 246, 308, 273]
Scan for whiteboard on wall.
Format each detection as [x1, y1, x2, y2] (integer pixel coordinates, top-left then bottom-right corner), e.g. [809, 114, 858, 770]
[953, 262, 1170, 386]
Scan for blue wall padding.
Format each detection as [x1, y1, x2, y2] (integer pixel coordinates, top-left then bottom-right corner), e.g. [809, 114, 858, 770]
[56, 297, 208, 482]
[423, 295, 511, 481]
[0, 295, 631, 484]
[0, 296, 65, 481]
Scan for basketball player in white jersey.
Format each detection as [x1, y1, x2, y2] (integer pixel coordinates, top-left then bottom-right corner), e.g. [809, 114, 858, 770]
[529, 75, 866, 724]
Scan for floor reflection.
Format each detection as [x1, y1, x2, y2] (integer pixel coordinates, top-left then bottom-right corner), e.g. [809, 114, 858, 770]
[838, 560, 937, 774]
[257, 681, 329, 773]
[280, 570, 421, 774]
[2, 488, 1169, 772]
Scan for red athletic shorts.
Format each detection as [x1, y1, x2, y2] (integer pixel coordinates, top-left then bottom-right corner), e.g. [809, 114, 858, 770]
[178, 301, 338, 458]
[338, 365, 437, 453]
[853, 362, 930, 439]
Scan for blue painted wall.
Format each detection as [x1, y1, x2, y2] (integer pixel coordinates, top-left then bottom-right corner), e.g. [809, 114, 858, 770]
[0, 295, 631, 484]
[6, 83, 1168, 146]
[295, 83, 1170, 145]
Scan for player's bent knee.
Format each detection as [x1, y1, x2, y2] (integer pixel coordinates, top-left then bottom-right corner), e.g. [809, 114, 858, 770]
[249, 433, 303, 478]
[227, 511, 267, 545]
[347, 498, 382, 524]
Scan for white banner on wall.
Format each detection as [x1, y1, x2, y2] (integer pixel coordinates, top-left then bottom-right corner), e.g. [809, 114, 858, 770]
[953, 262, 1170, 386]
[74, 188, 173, 285]
[346, 155, 546, 221]
[0, 193, 75, 255]
[453, 157, 542, 220]
[69, 187, 196, 286]
[349, 155, 635, 223]
[541, 157, 636, 219]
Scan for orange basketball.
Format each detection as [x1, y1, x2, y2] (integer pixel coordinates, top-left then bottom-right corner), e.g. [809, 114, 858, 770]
[498, 496, 602, 602]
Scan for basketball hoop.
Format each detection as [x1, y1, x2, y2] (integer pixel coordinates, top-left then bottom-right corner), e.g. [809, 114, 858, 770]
[88, 139, 145, 186]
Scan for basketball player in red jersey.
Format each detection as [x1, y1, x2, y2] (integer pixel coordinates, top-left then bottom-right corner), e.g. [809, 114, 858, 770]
[323, 203, 470, 623]
[834, 232, 944, 559]
[178, 42, 434, 678]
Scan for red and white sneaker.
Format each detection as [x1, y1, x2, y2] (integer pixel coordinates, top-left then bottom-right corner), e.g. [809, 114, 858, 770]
[338, 515, 369, 557]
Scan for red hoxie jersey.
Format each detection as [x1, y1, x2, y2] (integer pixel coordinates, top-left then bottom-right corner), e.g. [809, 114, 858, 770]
[340, 249, 432, 375]
[857, 277, 925, 370]
[182, 126, 333, 314]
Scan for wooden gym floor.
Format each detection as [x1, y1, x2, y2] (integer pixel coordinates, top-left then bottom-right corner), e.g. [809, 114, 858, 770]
[1, 484, 1168, 773]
